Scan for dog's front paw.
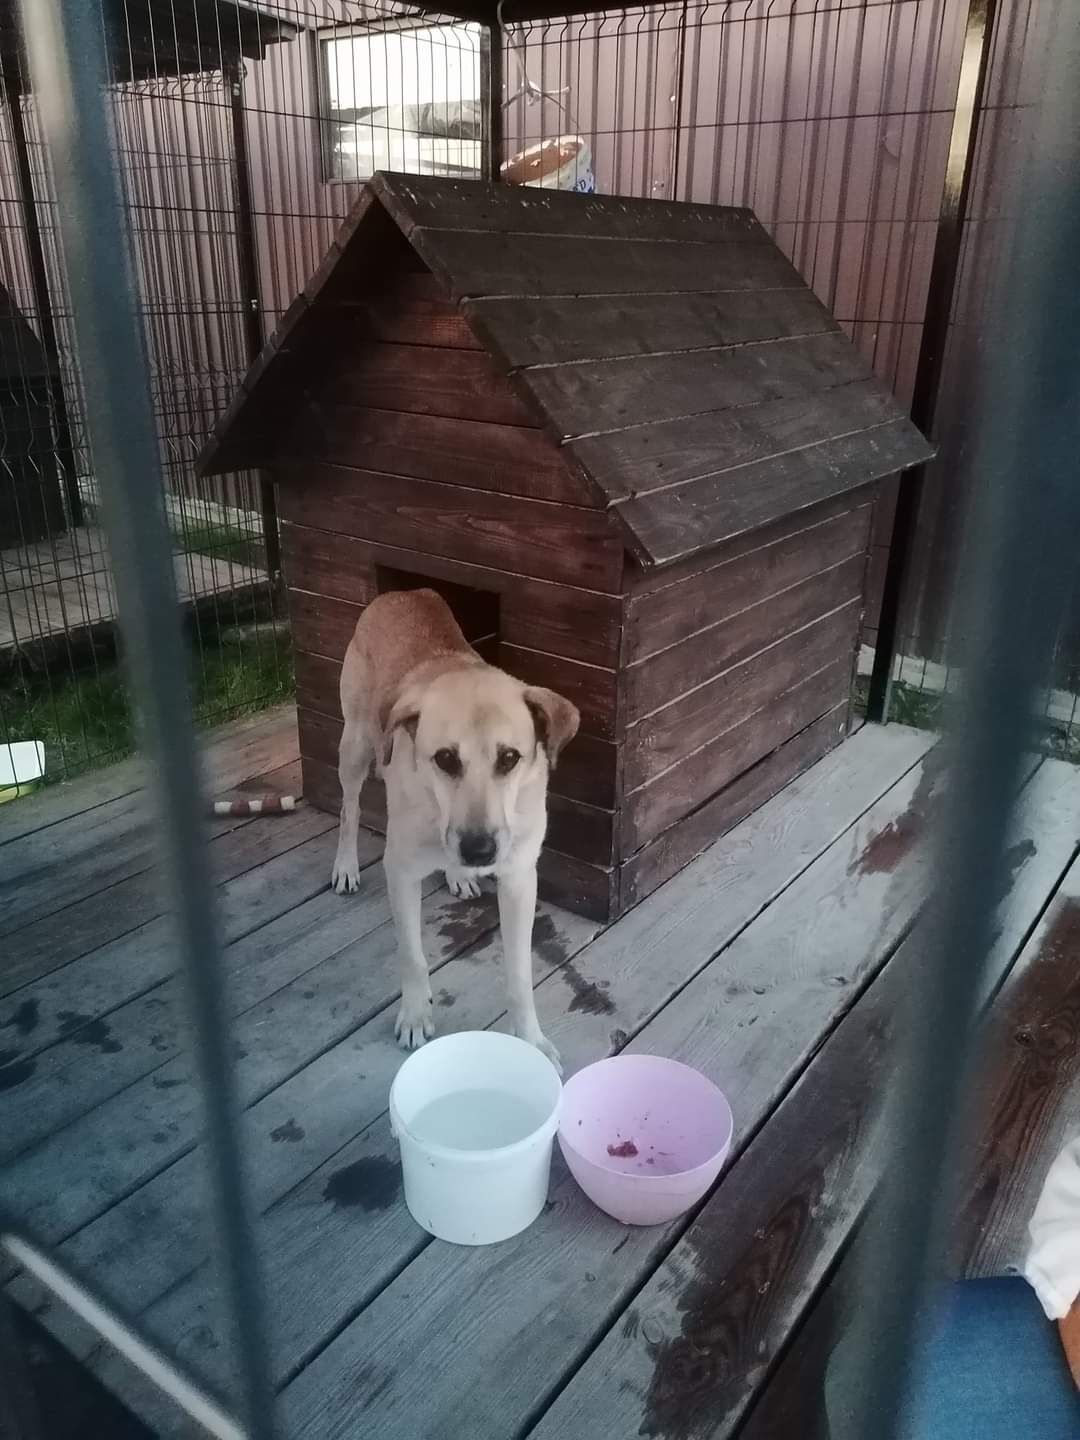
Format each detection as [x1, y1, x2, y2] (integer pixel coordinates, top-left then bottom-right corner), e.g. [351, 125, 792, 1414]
[331, 857, 361, 895]
[445, 869, 481, 900]
[395, 991, 434, 1051]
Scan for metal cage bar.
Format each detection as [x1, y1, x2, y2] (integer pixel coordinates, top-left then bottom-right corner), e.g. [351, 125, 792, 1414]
[10, 2, 279, 1434]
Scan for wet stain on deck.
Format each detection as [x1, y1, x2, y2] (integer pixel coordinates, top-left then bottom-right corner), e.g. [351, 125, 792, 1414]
[641, 1181, 820, 1439]
[323, 1156, 399, 1211]
[0, 1050, 35, 1090]
[993, 838, 1037, 905]
[438, 892, 499, 950]
[271, 1118, 305, 1143]
[3, 998, 40, 1036]
[850, 760, 941, 877]
[152, 1075, 183, 1090]
[437, 988, 456, 1007]
[57, 1010, 121, 1054]
[533, 912, 571, 969]
[561, 961, 615, 1016]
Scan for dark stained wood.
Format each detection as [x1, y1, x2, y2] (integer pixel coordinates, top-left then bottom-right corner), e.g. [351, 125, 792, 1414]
[626, 505, 870, 663]
[620, 706, 846, 906]
[291, 403, 591, 506]
[321, 341, 538, 427]
[625, 603, 859, 791]
[337, 286, 481, 350]
[623, 659, 852, 853]
[463, 287, 837, 369]
[573, 380, 905, 502]
[280, 522, 623, 669]
[499, 643, 618, 741]
[293, 649, 344, 722]
[373, 173, 760, 245]
[628, 487, 876, 596]
[288, 588, 362, 663]
[616, 419, 934, 567]
[411, 227, 801, 303]
[277, 464, 624, 594]
[957, 879, 1080, 1278]
[536, 847, 616, 922]
[552, 733, 620, 811]
[280, 523, 379, 607]
[526, 332, 876, 443]
[625, 555, 865, 724]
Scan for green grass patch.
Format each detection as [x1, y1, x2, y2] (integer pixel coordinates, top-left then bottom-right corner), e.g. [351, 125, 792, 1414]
[1, 624, 294, 788]
[851, 675, 945, 731]
[170, 517, 265, 569]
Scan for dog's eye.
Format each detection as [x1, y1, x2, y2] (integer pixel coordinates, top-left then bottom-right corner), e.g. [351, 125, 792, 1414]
[433, 748, 461, 777]
[495, 747, 520, 776]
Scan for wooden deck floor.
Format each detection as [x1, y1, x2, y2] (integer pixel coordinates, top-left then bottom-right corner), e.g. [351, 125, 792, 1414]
[0, 525, 262, 654]
[1, 706, 1078, 1438]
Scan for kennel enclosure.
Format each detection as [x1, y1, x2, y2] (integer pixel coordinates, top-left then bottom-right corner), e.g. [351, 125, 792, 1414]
[200, 172, 931, 920]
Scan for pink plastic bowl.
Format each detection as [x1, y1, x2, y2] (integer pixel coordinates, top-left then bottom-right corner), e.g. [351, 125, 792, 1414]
[558, 1054, 734, 1226]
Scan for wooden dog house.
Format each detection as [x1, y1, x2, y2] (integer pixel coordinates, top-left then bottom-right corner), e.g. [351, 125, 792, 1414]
[199, 173, 932, 921]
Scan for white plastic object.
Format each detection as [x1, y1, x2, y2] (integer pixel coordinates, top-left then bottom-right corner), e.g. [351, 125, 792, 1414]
[389, 1030, 562, 1246]
[0, 740, 45, 787]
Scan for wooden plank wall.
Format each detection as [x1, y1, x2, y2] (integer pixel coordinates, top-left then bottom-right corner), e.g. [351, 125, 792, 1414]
[616, 492, 874, 905]
[279, 259, 626, 920]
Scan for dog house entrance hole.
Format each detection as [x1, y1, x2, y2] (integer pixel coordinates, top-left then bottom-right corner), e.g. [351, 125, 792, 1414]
[375, 565, 500, 661]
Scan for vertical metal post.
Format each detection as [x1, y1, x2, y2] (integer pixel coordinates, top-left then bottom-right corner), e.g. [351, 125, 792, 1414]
[866, 0, 1000, 722]
[226, 61, 281, 584]
[18, 5, 278, 1437]
[1, 66, 83, 531]
[482, 21, 504, 183]
[0, 1292, 41, 1440]
[834, 5, 1080, 1435]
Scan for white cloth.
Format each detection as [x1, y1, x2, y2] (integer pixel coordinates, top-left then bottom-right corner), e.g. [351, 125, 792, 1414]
[1025, 1132, 1080, 1320]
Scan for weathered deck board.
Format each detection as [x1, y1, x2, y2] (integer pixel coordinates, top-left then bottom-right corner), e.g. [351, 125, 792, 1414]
[0, 833, 405, 1160]
[77, 724, 937, 1431]
[0, 704, 298, 849]
[0, 828, 363, 1085]
[529, 758, 1080, 1440]
[272, 740, 941, 1440]
[8, 900, 594, 1370]
[0, 767, 330, 997]
[5, 714, 1074, 1440]
[958, 841, 1080, 1278]
[1, 753, 303, 939]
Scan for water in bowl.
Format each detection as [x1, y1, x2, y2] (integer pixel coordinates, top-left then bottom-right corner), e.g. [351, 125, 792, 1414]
[409, 1089, 544, 1152]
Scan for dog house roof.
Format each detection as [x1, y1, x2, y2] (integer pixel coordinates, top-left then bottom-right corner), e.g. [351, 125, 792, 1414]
[199, 172, 933, 568]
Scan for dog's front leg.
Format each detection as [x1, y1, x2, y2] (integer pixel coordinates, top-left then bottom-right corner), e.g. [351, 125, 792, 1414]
[498, 866, 561, 1074]
[385, 849, 433, 1049]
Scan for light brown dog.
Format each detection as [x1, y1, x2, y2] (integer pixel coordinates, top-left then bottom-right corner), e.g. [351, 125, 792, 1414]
[331, 589, 579, 1068]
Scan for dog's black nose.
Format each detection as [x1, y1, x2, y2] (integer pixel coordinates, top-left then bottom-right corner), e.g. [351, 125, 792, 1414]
[459, 830, 497, 867]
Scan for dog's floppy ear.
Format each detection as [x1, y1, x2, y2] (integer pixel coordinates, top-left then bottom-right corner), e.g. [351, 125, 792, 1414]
[524, 686, 579, 769]
[380, 691, 421, 768]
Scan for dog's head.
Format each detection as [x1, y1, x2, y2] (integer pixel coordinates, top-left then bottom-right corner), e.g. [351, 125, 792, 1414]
[382, 665, 579, 872]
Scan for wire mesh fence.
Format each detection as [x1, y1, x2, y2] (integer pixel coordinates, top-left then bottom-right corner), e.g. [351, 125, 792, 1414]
[0, 0, 1074, 805]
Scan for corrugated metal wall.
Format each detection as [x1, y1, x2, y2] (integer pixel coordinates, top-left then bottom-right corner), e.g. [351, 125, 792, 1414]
[0, 0, 1063, 673]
